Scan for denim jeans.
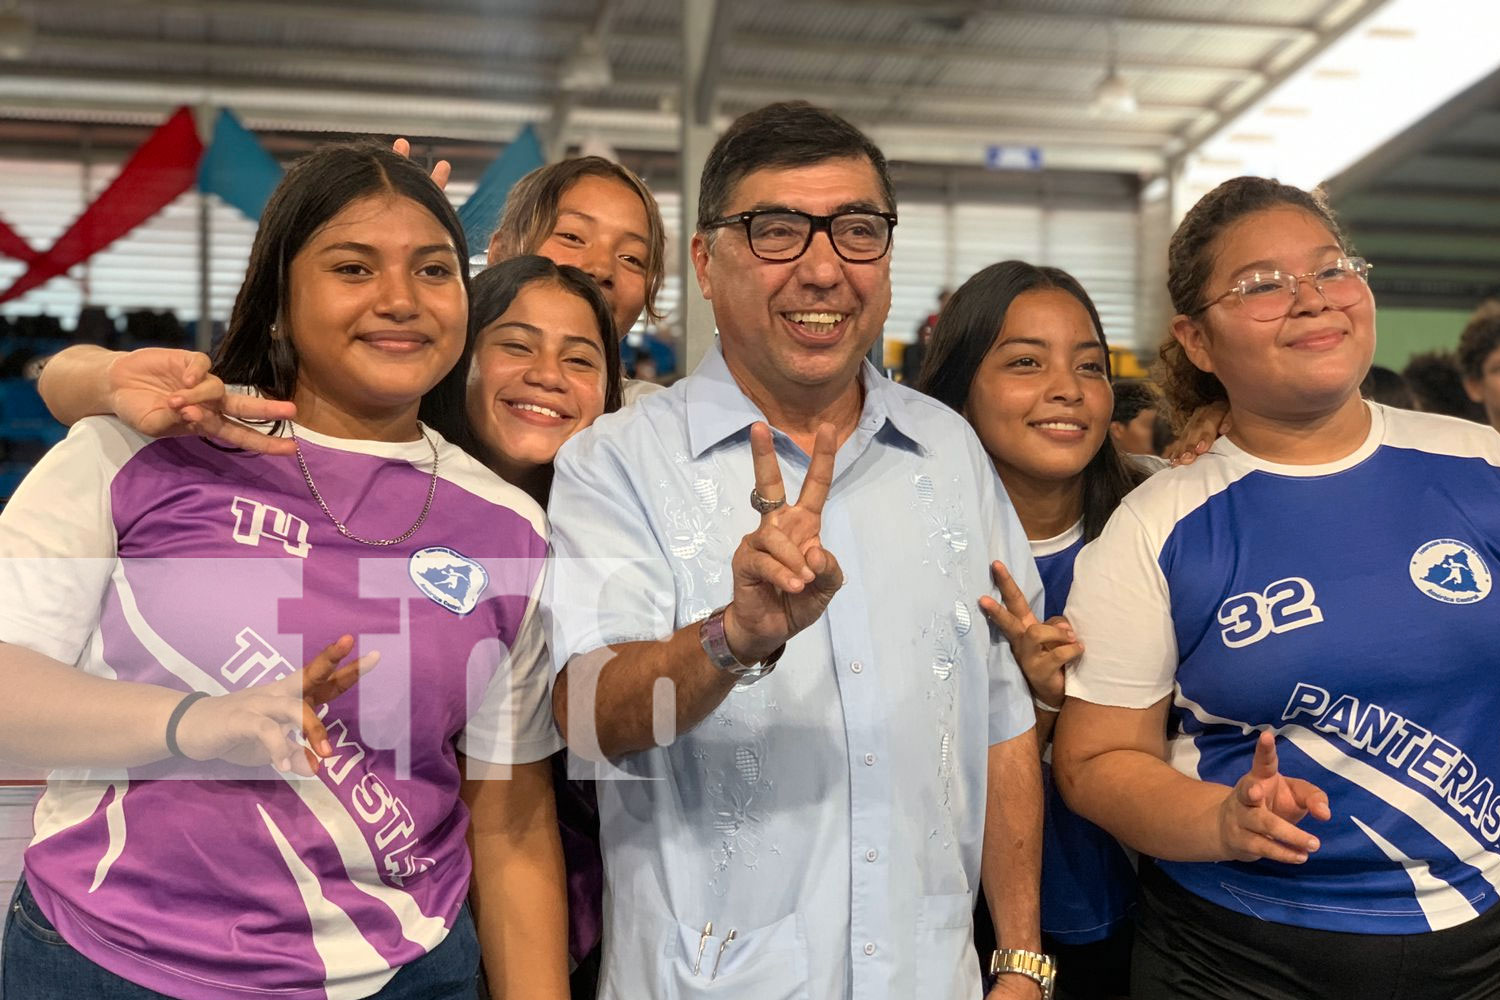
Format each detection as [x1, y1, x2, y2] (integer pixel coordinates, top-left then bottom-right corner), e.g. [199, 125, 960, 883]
[2, 875, 481, 999]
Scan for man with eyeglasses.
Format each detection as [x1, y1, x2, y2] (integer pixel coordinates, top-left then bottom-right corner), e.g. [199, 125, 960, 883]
[546, 101, 1050, 1000]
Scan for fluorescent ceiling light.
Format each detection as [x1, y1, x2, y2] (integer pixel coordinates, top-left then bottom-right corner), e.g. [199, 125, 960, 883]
[560, 34, 612, 93]
[1092, 70, 1137, 116]
[1092, 20, 1136, 117]
[1176, 0, 1500, 217]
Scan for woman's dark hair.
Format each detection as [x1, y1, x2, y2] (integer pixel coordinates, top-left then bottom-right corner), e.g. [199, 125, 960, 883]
[918, 260, 1148, 542]
[1402, 350, 1486, 422]
[1359, 365, 1415, 410]
[212, 141, 473, 446]
[1157, 176, 1350, 428]
[1110, 378, 1162, 425]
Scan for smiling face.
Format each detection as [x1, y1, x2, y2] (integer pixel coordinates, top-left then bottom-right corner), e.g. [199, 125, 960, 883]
[494, 173, 650, 339]
[285, 193, 467, 435]
[465, 279, 609, 485]
[692, 156, 892, 413]
[1173, 206, 1375, 421]
[965, 289, 1112, 491]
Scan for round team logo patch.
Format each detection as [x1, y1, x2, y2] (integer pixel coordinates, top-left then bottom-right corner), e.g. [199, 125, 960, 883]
[409, 546, 489, 615]
[1409, 539, 1491, 605]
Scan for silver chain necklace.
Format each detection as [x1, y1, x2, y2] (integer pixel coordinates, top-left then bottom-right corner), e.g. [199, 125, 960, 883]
[290, 425, 439, 547]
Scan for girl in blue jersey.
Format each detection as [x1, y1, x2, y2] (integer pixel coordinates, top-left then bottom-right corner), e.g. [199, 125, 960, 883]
[0, 144, 571, 1000]
[921, 260, 1151, 999]
[1054, 176, 1500, 1000]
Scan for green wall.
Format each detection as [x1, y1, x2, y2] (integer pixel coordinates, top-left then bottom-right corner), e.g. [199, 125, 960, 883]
[1374, 308, 1472, 369]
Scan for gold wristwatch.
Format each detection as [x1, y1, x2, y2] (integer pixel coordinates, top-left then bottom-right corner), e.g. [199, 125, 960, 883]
[989, 948, 1057, 1000]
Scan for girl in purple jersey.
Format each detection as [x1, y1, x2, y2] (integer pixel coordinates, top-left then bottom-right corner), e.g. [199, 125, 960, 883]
[31, 159, 642, 1000]
[921, 261, 1151, 1000]
[0, 144, 570, 999]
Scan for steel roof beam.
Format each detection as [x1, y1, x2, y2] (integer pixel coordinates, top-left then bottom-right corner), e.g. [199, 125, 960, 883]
[1343, 221, 1500, 239]
[718, 33, 1269, 82]
[691, 0, 731, 125]
[718, 77, 1211, 119]
[47, 0, 596, 42]
[767, 2, 1320, 39]
[1348, 185, 1500, 207]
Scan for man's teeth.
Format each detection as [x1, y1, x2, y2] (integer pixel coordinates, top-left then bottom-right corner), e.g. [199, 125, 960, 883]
[787, 311, 846, 332]
[1034, 421, 1084, 431]
[511, 402, 563, 418]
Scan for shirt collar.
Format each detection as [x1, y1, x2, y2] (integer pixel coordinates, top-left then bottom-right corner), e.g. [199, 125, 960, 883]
[685, 339, 931, 459]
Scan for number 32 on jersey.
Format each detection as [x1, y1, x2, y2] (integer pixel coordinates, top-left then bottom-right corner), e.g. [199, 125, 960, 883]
[1217, 577, 1324, 648]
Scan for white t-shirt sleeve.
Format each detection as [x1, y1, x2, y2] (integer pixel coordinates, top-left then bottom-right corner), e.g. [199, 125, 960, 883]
[1063, 501, 1179, 708]
[458, 569, 565, 765]
[0, 417, 131, 665]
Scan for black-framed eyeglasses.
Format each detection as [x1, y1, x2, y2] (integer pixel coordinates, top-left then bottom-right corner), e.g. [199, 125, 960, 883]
[703, 209, 898, 263]
[1192, 256, 1372, 321]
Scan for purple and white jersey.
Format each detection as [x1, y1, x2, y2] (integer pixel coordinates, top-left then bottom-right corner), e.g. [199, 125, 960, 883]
[0, 417, 560, 999]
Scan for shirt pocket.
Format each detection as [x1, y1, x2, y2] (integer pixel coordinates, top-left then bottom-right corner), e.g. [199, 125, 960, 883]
[659, 910, 810, 1000]
[913, 892, 984, 999]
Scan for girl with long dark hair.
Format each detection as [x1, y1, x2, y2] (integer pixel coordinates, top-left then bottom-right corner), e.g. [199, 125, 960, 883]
[921, 260, 1151, 999]
[0, 144, 569, 999]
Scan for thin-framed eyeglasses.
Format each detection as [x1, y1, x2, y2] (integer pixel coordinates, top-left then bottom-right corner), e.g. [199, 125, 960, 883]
[1192, 256, 1372, 322]
[702, 209, 898, 263]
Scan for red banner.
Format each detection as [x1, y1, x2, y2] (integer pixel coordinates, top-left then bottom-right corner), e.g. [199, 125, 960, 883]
[0, 215, 37, 263]
[0, 106, 203, 304]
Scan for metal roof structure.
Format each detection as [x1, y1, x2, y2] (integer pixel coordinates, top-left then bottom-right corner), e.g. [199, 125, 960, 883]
[1327, 65, 1500, 308]
[1, 1, 1492, 316]
[0, 0, 1382, 175]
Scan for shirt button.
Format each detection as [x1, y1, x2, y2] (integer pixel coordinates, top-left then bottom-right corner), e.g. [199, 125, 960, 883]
[864, 753, 876, 766]
[850, 660, 863, 674]
[863, 942, 877, 956]
[865, 848, 878, 862]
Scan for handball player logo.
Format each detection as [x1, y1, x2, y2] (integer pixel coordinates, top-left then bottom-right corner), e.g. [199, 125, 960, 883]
[409, 546, 489, 615]
[1409, 539, 1491, 605]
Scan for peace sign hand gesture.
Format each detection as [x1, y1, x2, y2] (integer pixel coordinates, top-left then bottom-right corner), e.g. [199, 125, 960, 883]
[723, 423, 845, 664]
[978, 559, 1080, 709]
[111, 348, 297, 455]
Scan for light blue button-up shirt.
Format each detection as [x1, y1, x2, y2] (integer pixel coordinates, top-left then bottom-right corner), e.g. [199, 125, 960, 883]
[546, 344, 1041, 1000]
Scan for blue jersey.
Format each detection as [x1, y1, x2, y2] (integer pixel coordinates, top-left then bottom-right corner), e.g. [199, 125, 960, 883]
[1034, 522, 1136, 944]
[1066, 404, 1500, 934]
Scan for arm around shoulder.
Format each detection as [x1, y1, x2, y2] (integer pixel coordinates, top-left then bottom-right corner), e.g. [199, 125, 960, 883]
[36, 344, 121, 426]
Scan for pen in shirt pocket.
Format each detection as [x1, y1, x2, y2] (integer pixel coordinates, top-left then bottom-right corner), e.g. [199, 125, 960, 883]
[693, 921, 713, 975]
[710, 928, 737, 980]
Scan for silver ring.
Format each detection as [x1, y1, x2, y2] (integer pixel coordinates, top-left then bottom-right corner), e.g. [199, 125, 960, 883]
[749, 488, 786, 514]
